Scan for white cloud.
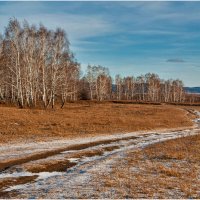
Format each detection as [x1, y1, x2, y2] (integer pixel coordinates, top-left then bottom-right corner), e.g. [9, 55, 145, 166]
[0, 13, 115, 41]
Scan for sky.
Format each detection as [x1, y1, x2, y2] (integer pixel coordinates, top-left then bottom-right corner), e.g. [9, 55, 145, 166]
[0, 1, 200, 86]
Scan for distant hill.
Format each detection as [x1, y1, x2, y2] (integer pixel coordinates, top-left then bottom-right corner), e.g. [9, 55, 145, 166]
[184, 87, 200, 94]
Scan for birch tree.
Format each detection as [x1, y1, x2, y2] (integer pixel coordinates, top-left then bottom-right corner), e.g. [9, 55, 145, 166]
[0, 18, 80, 108]
[136, 75, 145, 101]
[115, 74, 123, 100]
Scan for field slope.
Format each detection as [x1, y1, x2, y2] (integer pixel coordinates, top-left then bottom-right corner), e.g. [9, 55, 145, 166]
[0, 103, 193, 144]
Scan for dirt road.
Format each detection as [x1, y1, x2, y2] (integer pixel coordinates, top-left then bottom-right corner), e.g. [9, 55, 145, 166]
[0, 109, 199, 198]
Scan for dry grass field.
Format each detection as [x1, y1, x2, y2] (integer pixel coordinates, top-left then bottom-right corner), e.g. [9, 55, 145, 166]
[97, 134, 200, 198]
[0, 102, 199, 199]
[0, 102, 193, 144]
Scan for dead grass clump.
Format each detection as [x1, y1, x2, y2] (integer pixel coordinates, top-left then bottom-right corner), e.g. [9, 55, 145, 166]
[70, 149, 104, 159]
[27, 160, 77, 173]
[155, 163, 182, 177]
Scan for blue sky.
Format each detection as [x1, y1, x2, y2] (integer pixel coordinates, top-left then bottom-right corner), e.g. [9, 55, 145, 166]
[0, 1, 200, 86]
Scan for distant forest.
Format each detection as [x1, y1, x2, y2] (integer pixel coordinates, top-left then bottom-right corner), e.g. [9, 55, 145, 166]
[0, 19, 199, 108]
[184, 87, 200, 94]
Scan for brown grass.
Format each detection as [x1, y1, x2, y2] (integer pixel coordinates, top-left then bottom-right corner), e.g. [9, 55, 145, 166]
[97, 134, 200, 198]
[0, 175, 38, 198]
[27, 160, 77, 173]
[0, 102, 194, 144]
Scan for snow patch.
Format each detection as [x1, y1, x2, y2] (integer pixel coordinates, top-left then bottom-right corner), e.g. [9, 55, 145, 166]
[0, 171, 33, 179]
[5, 183, 27, 192]
[68, 158, 79, 163]
[37, 172, 63, 180]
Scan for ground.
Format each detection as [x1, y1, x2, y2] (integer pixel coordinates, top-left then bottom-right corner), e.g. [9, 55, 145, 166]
[0, 102, 193, 144]
[0, 102, 199, 198]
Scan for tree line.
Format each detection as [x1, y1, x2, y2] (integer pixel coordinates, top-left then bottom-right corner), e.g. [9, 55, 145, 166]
[0, 19, 79, 108]
[81, 65, 185, 103]
[0, 19, 188, 108]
